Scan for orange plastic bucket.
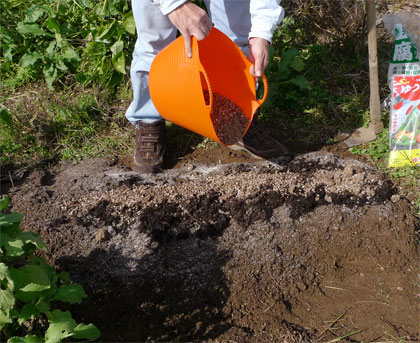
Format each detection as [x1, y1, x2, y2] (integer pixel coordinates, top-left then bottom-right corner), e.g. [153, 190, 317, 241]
[149, 27, 268, 145]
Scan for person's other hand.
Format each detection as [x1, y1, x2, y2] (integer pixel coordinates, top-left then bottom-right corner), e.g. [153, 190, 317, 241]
[248, 37, 270, 78]
[168, 1, 212, 58]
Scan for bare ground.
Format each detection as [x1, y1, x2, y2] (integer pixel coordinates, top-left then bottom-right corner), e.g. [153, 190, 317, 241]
[2, 144, 420, 343]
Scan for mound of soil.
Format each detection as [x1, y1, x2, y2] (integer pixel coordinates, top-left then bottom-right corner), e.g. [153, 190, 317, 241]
[4, 151, 420, 342]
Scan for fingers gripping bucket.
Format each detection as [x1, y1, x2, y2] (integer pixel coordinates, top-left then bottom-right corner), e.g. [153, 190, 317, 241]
[149, 28, 268, 145]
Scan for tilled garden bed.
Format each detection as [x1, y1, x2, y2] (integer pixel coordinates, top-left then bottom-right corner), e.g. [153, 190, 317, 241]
[4, 152, 420, 342]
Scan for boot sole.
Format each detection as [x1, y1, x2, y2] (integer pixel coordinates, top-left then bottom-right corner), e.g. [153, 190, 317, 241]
[132, 156, 163, 174]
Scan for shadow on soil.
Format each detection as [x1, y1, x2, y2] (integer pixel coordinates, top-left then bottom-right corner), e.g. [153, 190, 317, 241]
[57, 244, 232, 342]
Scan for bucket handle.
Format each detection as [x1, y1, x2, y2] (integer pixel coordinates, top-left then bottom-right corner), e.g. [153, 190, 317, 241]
[255, 73, 269, 106]
[192, 36, 214, 111]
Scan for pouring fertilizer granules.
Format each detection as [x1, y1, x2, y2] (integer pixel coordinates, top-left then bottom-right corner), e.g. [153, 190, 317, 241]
[149, 28, 267, 146]
[128, 1, 291, 174]
[204, 91, 250, 145]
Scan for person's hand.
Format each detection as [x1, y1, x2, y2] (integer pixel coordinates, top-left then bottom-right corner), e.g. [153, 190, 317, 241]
[168, 1, 212, 58]
[248, 37, 270, 78]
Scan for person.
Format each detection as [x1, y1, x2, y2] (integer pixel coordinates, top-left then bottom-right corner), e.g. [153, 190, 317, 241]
[126, 0, 290, 173]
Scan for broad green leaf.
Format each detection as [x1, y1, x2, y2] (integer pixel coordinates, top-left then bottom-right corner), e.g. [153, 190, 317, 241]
[35, 300, 50, 313]
[0, 212, 24, 225]
[55, 33, 63, 47]
[276, 65, 290, 80]
[0, 262, 13, 287]
[24, 5, 48, 23]
[39, 279, 57, 300]
[76, 0, 95, 9]
[290, 57, 305, 72]
[0, 108, 13, 133]
[85, 41, 106, 55]
[0, 288, 15, 311]
[96, 20, 117, 42]
[8, 335, 42, 343]
[0, 233, 11, 248]
[18, 304, 41, 325]
[45, 310, 76, 343]
[19, 53, 43, 68]
[0, 262, 10, 280]
[62, 47, 80, 62]
[291, 76, 312, 91]
[279, 47, 299, 67]
[31, 256, 54, 274]
[111, 40, 124, 55]
[2, 234, 25, 257]
[59, 271, 71, 284]
[73, 323, 100, 340]
[23, 335, 43, 343]
[55, 59, 68, 71]
[0, 223, 20, 237]
[43, 65, 57, 90]
[0, 307, 13, 327]
[33, 258, 56, 300]
[0, 232, 25, 257]
[17, 22, 47, 36]
[54, 284, 86, 304]
[0, 28, 14, 44]
[277, 47, 299, 78]
[112, 51, 125, 74]
[99, 55, 109, 75]
[106, 69, 123, 88]
[2, 44, 15, 61]
[45, 17, 60, 32]
[10, 265, 51, 294]
[19, 232, 47, 250]
[8, 238, 24, 250]
[75, 72, 87, 84]
[122, 11, 136, 35]
[46, 41, 56, 54]
[0, 196, 9, 212]
[7, 337, 25, 343]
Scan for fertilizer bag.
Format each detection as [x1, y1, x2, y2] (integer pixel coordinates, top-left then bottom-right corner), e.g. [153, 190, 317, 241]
[383, 12, 420, 167]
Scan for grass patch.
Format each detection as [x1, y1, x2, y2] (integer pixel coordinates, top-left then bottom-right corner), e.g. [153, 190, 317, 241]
[1, 82, 134, 166]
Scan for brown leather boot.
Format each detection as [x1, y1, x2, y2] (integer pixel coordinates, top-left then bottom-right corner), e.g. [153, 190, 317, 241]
[132, 120, 166, 173]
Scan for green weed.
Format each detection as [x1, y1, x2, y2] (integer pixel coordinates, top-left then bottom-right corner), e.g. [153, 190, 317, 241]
[0, 195, 100, 342]
[349, 129, 389, 161]
[0, 0, 136, 89]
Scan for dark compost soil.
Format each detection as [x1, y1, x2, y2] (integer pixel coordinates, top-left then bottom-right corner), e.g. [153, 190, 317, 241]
[3, 147, 420, 342]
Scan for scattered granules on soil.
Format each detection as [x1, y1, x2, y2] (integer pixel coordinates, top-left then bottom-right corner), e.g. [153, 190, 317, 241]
[204, 90, 249, 145]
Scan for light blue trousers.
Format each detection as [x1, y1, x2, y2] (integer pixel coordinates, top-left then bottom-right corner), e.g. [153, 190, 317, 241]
[126, 0, 252, 124]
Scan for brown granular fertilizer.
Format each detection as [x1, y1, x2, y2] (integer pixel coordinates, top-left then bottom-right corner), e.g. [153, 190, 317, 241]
[204, 90, 249, 145]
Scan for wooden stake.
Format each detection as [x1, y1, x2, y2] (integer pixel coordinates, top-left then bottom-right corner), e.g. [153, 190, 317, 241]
[344, 0, 383, 146]
[367, 0, 383, 134]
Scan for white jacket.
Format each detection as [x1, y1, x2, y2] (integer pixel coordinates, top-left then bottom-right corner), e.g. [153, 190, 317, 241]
[152, 0, 284, 43]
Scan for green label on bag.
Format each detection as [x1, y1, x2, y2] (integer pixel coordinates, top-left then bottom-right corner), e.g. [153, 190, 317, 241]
[391, 23, 419, 64]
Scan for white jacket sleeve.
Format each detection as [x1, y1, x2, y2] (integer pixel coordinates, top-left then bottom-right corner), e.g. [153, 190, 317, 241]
[151, 0, 188, 16]
[249, 0, 284, 43]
